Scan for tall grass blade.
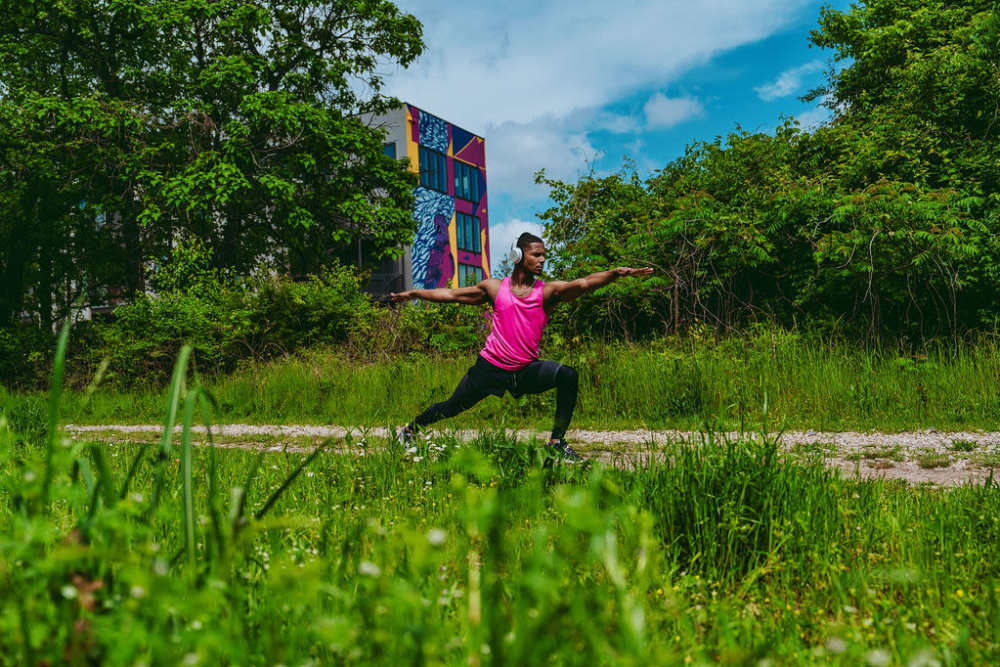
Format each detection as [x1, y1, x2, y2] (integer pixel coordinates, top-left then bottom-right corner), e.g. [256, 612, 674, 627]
[88, 442, 116, 510]
[41, 319, 71, 512]
[81, 357, 110, 408]
[149, 346, 192, 515]
[198, 390, 225, 564]
[230, 452, 264, 534]
[118, 447, 148, 500]
[253, 439, 330, 520]
[180, 387, 199, 569]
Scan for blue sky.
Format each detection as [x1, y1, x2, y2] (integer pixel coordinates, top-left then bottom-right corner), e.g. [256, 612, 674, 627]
[381, 0, 853, 269]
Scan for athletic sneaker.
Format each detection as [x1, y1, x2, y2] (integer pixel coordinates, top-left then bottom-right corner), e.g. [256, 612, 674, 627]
[546, 439, 583, 463]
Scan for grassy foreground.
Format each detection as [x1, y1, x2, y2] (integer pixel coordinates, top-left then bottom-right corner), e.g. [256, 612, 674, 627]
[10, 329, 1000, 432]
[2, 337, 999, 664]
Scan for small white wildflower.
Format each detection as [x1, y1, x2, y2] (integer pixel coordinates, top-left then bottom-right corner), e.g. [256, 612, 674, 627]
[61, 585, 78, 600]
[23, 471, 35, 482]
[406, 446, 418, 454]
[306, 472, 315, 477]
[427, 529, 446, 546]
[907, 648, 940, 667]
[183, 653, 199, 666]
[865, 649, 890, 667]
[191, 620, 203, 631]
[359, 561, 381, 577]
[130, 492, 144, 503]
[825, 637, 847, 654]
[130, 585, 146, 599]
[412, 456, 423, 463]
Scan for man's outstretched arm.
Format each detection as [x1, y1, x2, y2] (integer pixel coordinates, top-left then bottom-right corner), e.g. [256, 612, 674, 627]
[391, 279, 497, 306]
[544, 267, 654, 305]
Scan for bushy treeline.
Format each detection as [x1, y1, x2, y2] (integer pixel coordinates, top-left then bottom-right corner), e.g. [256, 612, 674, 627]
[0, 0, 423, 330]
[1, 243, 487, 389]
[539, 0, 1000, 341]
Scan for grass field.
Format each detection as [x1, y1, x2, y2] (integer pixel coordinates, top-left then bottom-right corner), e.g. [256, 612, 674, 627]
[8, 329, 1000, 433]
[3, 334, 1000, 664]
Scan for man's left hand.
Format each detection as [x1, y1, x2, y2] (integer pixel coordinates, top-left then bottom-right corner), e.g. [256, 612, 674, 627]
[615, 267, 654, 277]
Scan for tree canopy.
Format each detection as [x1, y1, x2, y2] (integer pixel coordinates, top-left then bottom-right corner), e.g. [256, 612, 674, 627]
[539, 0, 1000, 342]
[0, 0, 423, 327]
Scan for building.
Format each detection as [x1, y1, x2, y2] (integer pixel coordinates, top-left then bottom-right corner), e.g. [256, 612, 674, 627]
[368, 103, 490, 293]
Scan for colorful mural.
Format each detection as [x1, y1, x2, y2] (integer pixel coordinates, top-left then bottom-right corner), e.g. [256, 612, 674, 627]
[418, 112, 449, 154]
[411, 188, 454, 289]
[405, 104, 489, 290]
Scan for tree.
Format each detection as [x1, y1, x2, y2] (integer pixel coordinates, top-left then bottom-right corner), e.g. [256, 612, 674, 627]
[0, 0, 423, 327]
[537, 1, 1000, 342]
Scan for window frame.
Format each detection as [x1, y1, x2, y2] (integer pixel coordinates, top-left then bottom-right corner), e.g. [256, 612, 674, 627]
[453, 159, 481, 203]
[457, 262, 484, 287]
[419, 146, 448, 193]
[455, 212, 481, 253]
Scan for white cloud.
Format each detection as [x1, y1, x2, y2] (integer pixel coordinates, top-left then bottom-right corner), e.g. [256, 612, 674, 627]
[380, 0, 816, 218]
[490, 218, 546, 271]
[385, 0, 813, 131]
[796, 105, 830, 130]
[486, 115, 604, 201]
[754, 60, 824, 101]
[643, 93, 703, 129]
[795, 94, 837, 130]
[594, 111, 642, 134]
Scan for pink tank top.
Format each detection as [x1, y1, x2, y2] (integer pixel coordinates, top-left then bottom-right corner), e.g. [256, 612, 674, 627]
[480, 277, 548, 370]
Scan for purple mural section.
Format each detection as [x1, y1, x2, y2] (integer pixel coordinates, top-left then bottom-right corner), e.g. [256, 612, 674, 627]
[425, 209, 455, 288]
[406, 104, 489, 289]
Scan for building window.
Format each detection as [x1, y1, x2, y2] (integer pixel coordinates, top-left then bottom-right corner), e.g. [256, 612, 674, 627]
[383, 142, 397, 159]
[457, 263, 484, 286]
[453, 160, 480, 202]
[419, 146, 447, 192]
[456, 213, 481, 253]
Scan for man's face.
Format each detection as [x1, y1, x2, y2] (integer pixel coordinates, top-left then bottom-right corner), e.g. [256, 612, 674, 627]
[521, 242, 546, 275]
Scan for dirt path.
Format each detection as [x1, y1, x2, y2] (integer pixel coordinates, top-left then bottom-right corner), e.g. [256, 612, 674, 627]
[66, 424, 1000, 487]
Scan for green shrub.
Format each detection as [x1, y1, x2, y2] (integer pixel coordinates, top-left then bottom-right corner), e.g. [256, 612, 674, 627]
[91, 261, 383, 386]
[249, 264, 376, 355]
[350, 301, 490, 358]
[0, 325, 54, 388]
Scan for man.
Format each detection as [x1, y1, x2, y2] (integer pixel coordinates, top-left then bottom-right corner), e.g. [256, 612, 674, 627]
[390, 232, 652, 462]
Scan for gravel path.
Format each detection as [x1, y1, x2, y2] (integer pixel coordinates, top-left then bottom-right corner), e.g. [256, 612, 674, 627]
[66, 424, 1000, 487]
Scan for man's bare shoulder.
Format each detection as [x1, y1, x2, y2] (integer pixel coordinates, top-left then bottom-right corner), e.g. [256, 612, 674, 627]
[479, 278, 503, 300]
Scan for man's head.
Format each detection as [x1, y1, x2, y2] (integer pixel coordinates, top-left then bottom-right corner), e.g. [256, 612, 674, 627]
[515, 232, 545, 276]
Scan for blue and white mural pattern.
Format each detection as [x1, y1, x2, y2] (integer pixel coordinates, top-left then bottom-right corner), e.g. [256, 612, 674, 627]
[419, 113, 449, 153]
[412, 187, 455, 289]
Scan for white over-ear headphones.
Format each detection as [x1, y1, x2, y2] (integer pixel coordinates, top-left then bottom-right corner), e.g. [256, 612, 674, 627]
[511, 244, 522, 264]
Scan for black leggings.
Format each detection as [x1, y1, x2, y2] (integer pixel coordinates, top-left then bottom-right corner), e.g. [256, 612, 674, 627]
[411, 357, 579, 441]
